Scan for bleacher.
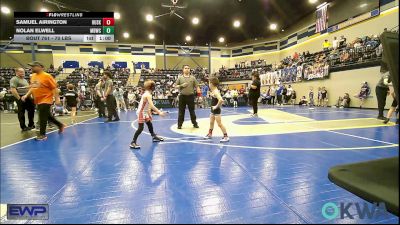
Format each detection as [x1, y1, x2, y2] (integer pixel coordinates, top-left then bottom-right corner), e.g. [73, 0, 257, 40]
[139, 69, 182, 86]
[62, 68, 130, 93]
[216, 34, 382, 83]
[218, 65, 272, 82]
[0, 68, 60, 90]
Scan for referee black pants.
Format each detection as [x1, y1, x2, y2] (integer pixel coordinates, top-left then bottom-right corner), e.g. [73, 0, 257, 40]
[96, 96, 106, 117]
[376, 86, 389, 118]
[106, 95, 119, 120]
[178, 94, 197, 127]
[250, 95, 259, 114]
[16, 97, 35, 129]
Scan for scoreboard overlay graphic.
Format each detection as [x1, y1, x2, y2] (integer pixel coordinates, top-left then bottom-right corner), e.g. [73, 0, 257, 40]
[13, 12, 114, 43]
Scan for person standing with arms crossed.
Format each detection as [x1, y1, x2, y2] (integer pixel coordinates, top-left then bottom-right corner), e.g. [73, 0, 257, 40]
[249, 72, 261, 117]
[95, 78, 106, 118]
[21, 61, 65, 140]
[175, 65, 199, 129]
[102, 71, 120, 122]
[10, 68, 35, 131]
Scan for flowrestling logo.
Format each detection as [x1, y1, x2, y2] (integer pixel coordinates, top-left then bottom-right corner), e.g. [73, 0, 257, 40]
[321, 202, 389, 220]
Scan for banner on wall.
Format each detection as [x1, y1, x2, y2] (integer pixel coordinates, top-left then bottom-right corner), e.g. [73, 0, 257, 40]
[135, 62, 150, 69]
[62, 61, 79, 68]
[88, 61, 104, 68]
[112, 61, 127, 68]
[303, 64, 330, 81]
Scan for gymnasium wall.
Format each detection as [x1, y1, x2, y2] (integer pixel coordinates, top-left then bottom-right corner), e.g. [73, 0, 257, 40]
[155, 55, 209, 70]
[51, 53, 155, 73]
[0, 52, 53, 68]
[260, 66, 389, 109]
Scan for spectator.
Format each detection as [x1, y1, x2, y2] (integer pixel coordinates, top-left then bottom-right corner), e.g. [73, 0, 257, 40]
[332, 37, 339, 49]
[232, 88, 239, 108]
[270, 85, 276, 105]
[291, 90, 297, 105]
[340, 49, 350, 64]
[299, 96, 308, 106]
[286, 85, 293, 104]
[282, 85, 287, 104]
[276, 84, 284, 106]
[261, 90, 269, 105]
[323, 40, 331, 51]
[321, 87, 328, 107]
[339, 35, 347, 48]
[223, 89, 232, 106]
[336, 93, 351, 108]
[355, 81, 371, 108]
[201, 83, 209, 108]
[317, 87, 322, 107]
[128, 89, 136, 110]
[376, 43, 383, 57]
[123, 89, 129, 110]
[309, 87, 315, 107]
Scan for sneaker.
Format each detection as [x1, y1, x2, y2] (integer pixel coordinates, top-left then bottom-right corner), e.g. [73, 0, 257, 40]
[152, 135, 165, 142]
[220, 136, 230, 143]
[377, 116, 386, 120]
[113, 118, 120, 122]
[129, 143, 141, 149]
[177, 126, 182, 129]
[21, 127, 30, 132]
[105, 119, 113, 123]
[27, 125, 35, 130]
[204, 134, 212, 139]
[193, 124, 199, 128]
[383, 118, 390, 124]
[58, 124, 65, 133]
[35, 135, 47, 141]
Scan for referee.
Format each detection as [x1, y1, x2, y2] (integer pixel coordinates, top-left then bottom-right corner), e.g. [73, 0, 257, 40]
[175, 65, 199, 129]
[10, 68, 35, 131]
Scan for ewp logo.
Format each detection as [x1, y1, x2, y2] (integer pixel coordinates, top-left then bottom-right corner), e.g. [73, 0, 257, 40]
[7, 204, 49, 220]
[321, 202, 389, 220]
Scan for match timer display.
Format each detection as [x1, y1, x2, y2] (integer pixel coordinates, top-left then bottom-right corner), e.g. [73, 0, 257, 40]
[14, 12, 115, 43]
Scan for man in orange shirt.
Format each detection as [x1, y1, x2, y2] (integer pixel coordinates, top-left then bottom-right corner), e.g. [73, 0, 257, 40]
[22, 61, 65, 140]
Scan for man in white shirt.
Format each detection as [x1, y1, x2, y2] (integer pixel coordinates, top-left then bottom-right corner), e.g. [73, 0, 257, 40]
[332, 37, 339, 49]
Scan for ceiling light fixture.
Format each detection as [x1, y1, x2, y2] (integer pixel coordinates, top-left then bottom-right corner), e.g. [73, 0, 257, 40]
[146, 14, 153, 22]
[114, 12, 121, 19]
[192, 17, 199, 25]
[233, 20, 241, 28]
[1, 6, 11, 14]
[149, 33, 155, 40]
